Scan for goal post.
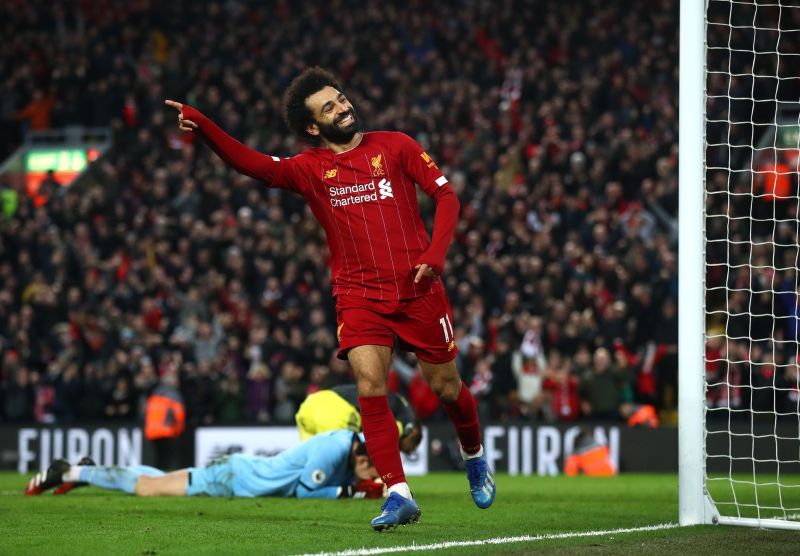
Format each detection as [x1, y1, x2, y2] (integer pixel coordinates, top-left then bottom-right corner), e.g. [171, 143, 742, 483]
[679, 0, 713, 526]
[680, 0, 800, 530]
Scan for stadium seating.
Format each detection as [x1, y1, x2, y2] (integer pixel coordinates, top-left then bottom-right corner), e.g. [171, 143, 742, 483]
[0, 0, 685, 426]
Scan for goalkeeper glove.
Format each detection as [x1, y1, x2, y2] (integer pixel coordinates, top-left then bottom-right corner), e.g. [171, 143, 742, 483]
[338, 479, 386, 499]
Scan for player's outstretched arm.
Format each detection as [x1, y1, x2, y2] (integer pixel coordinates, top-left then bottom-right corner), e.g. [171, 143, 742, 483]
[165, 99, 283, 185]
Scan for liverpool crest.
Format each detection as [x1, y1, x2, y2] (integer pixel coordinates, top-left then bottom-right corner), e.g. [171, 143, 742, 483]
[371, 154, 385, 176]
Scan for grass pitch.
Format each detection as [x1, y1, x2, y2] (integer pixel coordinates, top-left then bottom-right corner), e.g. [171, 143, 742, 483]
[2, 472, 797, 554]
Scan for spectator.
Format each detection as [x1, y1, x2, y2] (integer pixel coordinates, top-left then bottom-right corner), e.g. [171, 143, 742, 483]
[579, 347, 630, 421]
[272, 361, 307, 423]
[14, 89, 55, 131]
[52, 362, 82, 423]
[245, 362, 271, 423]
[512, 316, 547, 418]
[541, 350, 580, 422]
[105, 376, 134, 421]
[78, 363, 107, 421]
[3, 366, 35, 422]
[217, 371, 245, 424]
[183, 361, 218, 426]
[647, 298, 679, 411]
[469, 358, 494, 420]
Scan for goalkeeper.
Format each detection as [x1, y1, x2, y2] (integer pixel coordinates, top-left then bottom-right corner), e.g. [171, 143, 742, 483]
[26, 430, 385, 500]
[296, 385, 422, 455]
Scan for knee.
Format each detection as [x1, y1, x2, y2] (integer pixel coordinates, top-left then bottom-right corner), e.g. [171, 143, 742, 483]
[348, 346, 391, 397]
[357, 374, 387, 397]
[431, 375, 462, 403]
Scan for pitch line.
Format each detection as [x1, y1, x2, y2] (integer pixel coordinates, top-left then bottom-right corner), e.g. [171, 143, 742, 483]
[297, 522, 680, 556]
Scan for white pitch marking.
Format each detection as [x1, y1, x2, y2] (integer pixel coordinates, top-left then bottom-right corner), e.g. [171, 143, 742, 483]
[295, 522, 680, 556]
[769, 513, 800, 521]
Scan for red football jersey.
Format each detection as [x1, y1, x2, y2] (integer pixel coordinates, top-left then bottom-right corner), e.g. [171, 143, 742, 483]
[184, 106, 460, 301]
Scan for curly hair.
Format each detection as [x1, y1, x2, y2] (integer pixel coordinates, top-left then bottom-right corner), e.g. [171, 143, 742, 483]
[282, 67, 343, 138]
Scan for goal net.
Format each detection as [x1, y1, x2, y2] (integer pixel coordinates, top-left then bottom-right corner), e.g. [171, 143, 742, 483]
[681, 0, 800, 529]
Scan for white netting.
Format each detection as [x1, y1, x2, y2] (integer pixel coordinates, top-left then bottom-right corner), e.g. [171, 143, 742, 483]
[705, 0, 800, 524]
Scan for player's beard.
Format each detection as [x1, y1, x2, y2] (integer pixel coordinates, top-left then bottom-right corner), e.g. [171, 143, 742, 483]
[317, 109, 359, 144]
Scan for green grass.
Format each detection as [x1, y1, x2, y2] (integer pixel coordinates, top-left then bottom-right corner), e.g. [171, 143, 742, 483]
[706, 473, 800, 521]
[3, 472, 799, 555]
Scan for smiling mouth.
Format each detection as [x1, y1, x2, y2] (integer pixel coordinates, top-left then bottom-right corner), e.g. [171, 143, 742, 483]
[337, 112, 354, 126]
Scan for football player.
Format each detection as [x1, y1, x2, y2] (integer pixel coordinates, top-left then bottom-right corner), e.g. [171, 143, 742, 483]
[26, 430, 385, 500]
[296, 384, 422, 455]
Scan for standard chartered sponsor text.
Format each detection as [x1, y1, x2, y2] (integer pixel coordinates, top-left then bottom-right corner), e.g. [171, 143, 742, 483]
[329, 182, 377, 207]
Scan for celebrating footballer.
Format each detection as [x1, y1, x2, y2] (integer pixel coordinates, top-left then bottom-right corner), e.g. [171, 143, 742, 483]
[164, 67, 496, 531]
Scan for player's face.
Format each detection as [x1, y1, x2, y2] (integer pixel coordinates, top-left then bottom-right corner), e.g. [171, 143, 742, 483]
[305, 86, 359, 144]
[354, 454, 379, 481]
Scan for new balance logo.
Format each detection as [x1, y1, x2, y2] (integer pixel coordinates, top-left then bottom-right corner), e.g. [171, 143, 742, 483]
[378, 178, 394, 199]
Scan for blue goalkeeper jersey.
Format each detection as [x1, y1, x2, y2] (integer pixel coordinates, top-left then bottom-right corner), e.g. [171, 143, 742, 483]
[187, 430, 356, 499]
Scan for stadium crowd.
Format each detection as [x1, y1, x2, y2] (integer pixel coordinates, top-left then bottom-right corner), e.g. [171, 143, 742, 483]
[703, 3, 800, 420]
[1, 0, 686, 428]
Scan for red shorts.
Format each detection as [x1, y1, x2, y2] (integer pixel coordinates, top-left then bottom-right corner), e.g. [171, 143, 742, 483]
[335, 290, 458, 365]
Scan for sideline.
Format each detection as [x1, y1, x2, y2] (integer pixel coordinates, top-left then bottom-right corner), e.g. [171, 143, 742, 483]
[296, 522, 681, 556]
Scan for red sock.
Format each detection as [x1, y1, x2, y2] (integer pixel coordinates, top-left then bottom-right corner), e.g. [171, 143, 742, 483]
[443, 382, 482, 455]
[359, 395, 406, 487]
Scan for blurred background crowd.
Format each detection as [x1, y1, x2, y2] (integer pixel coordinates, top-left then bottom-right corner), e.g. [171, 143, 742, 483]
[1, 0, 687, 428]
[703, 2, 800, 420]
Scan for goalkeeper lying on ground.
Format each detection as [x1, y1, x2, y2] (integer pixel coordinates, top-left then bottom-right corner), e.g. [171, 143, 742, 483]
[25, 430, 385, 500]
[296, 384, 422, 454]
